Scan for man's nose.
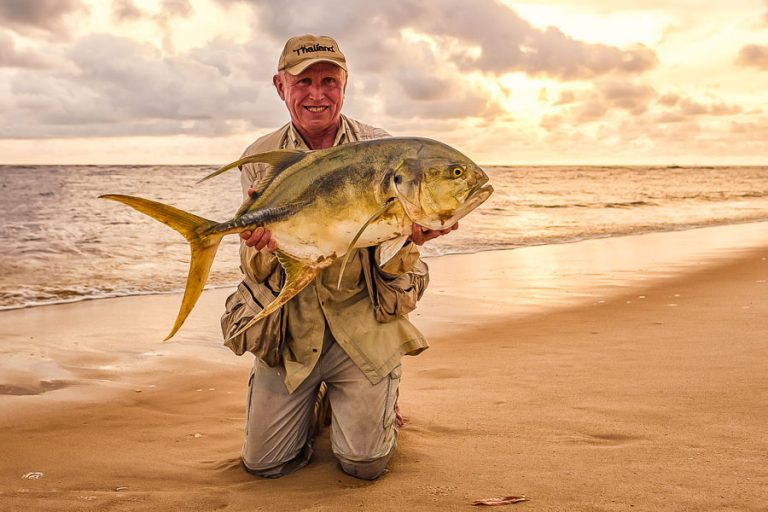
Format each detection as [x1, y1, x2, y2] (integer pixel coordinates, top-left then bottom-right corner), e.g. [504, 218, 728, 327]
[308, 83, 324, 100]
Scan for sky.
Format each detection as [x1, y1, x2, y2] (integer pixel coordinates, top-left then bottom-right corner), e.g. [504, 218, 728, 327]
[0, 0, 767, 165]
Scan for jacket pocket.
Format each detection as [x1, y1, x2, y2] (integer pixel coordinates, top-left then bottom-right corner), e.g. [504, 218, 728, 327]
[382, 365, 402, 429]
[221, 279, 286, 367]
[368, 246, 429, 323]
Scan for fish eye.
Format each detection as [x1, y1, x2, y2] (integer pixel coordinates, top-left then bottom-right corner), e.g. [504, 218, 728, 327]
[450, 166, 464, 177]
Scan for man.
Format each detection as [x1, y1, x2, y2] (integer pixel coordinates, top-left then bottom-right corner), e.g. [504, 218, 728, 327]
[222, 34, 457, 480]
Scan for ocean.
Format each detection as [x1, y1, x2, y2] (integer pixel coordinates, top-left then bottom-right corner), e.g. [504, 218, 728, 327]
[2, 164, 768, 311]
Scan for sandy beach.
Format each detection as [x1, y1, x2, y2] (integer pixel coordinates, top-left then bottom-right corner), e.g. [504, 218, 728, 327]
[1, 223, 767, 511]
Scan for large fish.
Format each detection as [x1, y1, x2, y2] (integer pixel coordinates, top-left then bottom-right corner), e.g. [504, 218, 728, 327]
[101, 137, 493, 340]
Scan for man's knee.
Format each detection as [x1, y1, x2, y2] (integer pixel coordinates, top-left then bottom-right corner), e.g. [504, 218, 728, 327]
[242, 442, 312, 478]
[336, 449, 394, 480]
[241, 458, 289, 479]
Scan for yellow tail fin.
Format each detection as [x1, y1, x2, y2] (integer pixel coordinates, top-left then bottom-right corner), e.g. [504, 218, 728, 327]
[100, 194, 223, 340]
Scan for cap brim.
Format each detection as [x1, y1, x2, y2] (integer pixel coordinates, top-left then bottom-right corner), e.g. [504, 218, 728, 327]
[284, 58, 348, 75]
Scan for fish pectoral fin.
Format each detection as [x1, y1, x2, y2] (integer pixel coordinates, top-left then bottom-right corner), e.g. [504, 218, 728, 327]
[197, 149, 306, 185]
[378, 234, 410, 267]
[226, 250, 319, 342]
[336, 197, 397, 289]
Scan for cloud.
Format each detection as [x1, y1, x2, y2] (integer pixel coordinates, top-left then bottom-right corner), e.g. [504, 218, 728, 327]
[346, 57, 499, 122]
[2, 34, 285, 138]
[0, 0, 87, 37]
[154, 0, 195, 53]
[679, 98, 741, 116]
[551, 81, 657, 123]
[657, 92, 680, 107]
[560, 85, 747, 128]
[160, 0, 194, 18]
[111, 0, 143, 22]
[208, 0, 658, 128]
[394, 0, 657, 79]
[600, 82, 656, 115]
[110, 0, 195, 52]
[736, 44, 768, 69]
[3, 0, 661, 140]
[0, 31, 54, 69]
[1, 0, 760, 168]
[542, 81, 745, 138]
[224, 0, 657, 80]
[651, 96, 743, 124]
[764, 0, 768, 25]
[383, 88, 500, 121]
[730, 119, 768, 136]
[397, 68, 452, 102]
[457, 26, 657, 79]
[111, 0, 193, 23]
[554, 90, 578, 105]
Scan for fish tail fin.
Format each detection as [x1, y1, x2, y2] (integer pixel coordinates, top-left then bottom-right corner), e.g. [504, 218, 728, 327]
[100, 194, 223, 340]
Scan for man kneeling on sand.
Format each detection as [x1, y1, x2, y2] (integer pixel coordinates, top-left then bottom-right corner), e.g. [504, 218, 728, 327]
[220, 34, 458, 479]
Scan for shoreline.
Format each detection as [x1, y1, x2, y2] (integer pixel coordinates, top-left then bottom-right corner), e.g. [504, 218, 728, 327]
[417, 220, 768, 331]
[1, 222, 767, 510]
[3, 219, 768, 315]
[2, 222, 768, 400]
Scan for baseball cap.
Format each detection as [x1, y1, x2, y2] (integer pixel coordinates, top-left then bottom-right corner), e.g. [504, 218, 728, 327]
[277, 34, 348, 75]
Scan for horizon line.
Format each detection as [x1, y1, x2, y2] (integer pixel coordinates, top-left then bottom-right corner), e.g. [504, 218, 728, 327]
[1, 162, 767, 168]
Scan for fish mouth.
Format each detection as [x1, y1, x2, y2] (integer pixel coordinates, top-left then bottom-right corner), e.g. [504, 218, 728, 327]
[468, 183, 494, 203]
[415, 183, 494, 231]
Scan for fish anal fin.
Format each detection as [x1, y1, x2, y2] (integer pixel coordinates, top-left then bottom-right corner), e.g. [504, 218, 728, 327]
[226, 250, 319, 341]
[336, 198, 397, 289]
[378, 234, 409, 267]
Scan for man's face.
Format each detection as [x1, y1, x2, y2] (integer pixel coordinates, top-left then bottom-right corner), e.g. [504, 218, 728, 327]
[274, 62, 347, 136]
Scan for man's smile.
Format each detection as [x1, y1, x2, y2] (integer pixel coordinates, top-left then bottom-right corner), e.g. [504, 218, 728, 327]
[304, 106, 329, 113]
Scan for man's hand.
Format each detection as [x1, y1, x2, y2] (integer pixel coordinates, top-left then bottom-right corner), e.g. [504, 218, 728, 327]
[240, 186, 278, 252]
[395, 402, 407, 428]
[240, 226, 278, 251]
[410, 222, 458, 246]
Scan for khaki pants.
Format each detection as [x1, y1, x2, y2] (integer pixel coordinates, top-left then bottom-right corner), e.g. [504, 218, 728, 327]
[242, 331, 401, 480]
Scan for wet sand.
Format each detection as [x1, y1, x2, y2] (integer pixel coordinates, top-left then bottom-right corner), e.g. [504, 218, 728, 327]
[1, 224, 767, 511]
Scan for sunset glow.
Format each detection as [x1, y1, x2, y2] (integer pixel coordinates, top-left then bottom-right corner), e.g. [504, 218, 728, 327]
[1, 0, 767, 165]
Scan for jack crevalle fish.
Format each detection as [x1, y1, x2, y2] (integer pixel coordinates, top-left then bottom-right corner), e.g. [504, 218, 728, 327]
[101, 137, 494, 340]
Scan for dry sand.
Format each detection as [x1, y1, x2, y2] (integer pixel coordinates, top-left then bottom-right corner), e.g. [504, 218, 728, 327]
[1, 224, 767, 511]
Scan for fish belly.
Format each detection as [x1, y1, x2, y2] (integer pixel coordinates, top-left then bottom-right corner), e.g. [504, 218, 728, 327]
[268, 203, 409, 263]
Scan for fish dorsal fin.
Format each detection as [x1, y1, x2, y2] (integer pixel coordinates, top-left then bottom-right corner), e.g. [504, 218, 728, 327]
[336, 197, 397, 289]
[226, 250, 319, 341]
[378, 234, 409, 267]
[197, 149, 306, 185]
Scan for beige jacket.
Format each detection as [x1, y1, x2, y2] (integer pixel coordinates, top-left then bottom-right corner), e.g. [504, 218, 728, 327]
[228, 115, 429, 393]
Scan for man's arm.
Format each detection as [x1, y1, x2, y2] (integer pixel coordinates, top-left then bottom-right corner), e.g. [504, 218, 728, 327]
[370, 222, 457, 322]
[238, 167, 280, 285]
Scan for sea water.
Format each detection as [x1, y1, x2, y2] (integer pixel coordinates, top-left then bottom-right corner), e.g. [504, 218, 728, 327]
[2, 164, 767, 310]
